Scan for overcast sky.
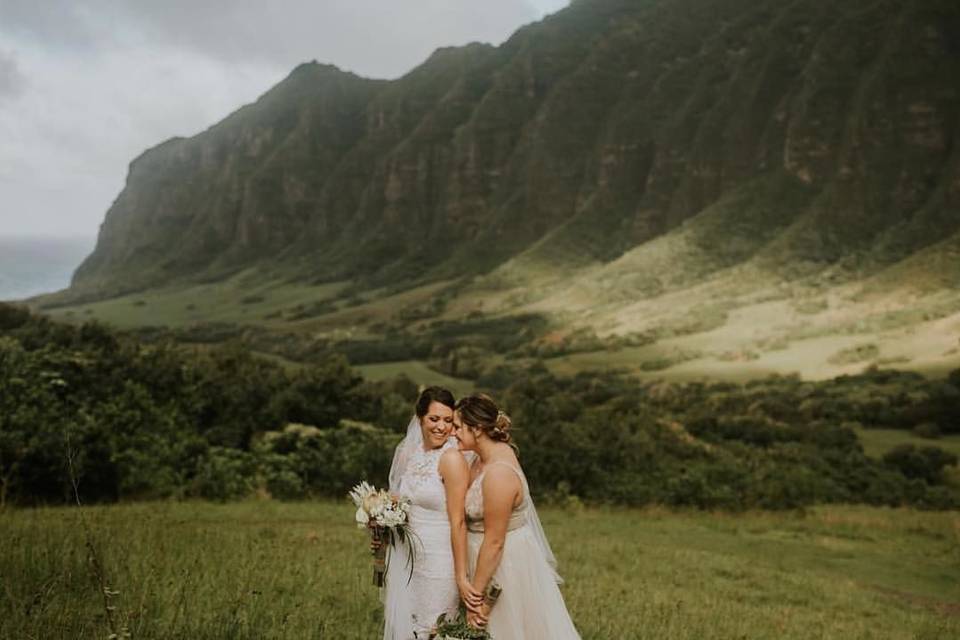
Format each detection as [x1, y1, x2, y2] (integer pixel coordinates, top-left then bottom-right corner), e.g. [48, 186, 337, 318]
[0, 0, 568, 239]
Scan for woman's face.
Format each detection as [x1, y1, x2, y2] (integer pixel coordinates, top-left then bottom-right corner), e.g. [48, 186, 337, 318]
[452, 411, 477, 451]
[420, 401, 454, 449]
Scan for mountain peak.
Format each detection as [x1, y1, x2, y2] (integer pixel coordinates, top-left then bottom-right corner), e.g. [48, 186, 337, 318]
[290, 60, 347, 76]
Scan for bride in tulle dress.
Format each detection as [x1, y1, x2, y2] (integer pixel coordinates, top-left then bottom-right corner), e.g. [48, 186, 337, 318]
[453, 394, 581, 639]
[382, 387, 475, 640]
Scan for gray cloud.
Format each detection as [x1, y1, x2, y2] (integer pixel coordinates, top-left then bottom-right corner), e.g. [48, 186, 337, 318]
[0, 0, 567, 237]
[0, 0, 107, 53]
[0, 0, 552, 78]
[0, 49, 25, 100]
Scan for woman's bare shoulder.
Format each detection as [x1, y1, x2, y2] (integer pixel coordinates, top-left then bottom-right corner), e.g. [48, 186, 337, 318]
[439, 447, 469, 473]
[482, 461, 522, 489]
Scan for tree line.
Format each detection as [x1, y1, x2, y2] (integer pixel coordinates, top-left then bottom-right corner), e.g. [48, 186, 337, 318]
[1, 303, 956, 509]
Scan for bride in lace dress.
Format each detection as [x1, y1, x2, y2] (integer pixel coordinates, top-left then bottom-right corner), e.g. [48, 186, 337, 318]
[382, 387, 474, 640]
[453, 394, 581, 640]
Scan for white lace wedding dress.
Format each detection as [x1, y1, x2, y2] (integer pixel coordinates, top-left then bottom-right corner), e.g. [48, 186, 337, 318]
[466, 461, 581, 640]
[383, 438, 460, 640]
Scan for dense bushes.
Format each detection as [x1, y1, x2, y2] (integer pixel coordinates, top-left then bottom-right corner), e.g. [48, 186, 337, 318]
[255, 421, 397, 499]
[0, 305, 411, 505]
[882, 445, 958, 484]
[2, 303, 958, 510]
[189, 422, 399, 502]
[791, 368, 960, 434]
[501, 369, 960, 510]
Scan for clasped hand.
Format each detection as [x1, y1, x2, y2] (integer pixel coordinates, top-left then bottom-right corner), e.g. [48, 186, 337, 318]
[466, 604, 489, 628]
[458, 579, 487, 626]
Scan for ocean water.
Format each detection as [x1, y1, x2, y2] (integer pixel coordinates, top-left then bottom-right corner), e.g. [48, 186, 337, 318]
[0, 236, 96, 301]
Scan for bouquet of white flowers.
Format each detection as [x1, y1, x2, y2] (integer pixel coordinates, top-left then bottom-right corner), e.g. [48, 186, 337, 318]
[349, 481, 414, 587]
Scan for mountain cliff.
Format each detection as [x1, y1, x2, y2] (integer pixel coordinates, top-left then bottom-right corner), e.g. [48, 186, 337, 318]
[73, 0, 960, 298]
[46, 0, 960, 382]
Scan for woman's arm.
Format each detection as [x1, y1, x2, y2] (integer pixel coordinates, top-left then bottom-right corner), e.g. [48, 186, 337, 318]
[439, 449, 482, 610]
[468, 466, 521, 626]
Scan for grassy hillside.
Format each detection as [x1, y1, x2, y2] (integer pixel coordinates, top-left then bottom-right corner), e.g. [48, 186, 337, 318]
[2, 502, 957, 639]
[65, 0, 960, 300]
[35, 214, 960, 385]
[29, 0, 960, 385]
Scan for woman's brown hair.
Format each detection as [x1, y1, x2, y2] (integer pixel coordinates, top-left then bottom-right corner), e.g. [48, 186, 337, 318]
[415, 386, 456, 418]
[455, 393, 513, 444]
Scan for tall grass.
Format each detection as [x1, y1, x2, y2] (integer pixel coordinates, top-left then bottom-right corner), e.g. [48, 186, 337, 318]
[1, 502, 957, 639]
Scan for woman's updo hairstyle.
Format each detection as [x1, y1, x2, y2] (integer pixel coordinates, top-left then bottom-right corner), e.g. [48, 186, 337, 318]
[415, 386, 456, 418]
[455, 393, 513, 444]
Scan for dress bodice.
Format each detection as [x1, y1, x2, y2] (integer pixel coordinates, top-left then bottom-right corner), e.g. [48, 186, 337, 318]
[465, 461, 528, 531]
[398, 438, 457, 515]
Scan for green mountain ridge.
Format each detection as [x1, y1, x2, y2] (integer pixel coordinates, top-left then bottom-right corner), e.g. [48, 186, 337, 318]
[35, 0, 960, 380]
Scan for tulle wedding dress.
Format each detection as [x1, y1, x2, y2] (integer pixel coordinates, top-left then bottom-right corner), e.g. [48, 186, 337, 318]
[466, 461, 581, 639]
[383, 422, 460, 640]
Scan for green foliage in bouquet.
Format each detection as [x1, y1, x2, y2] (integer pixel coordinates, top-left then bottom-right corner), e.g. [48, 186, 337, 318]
[433, 607, 492, 640]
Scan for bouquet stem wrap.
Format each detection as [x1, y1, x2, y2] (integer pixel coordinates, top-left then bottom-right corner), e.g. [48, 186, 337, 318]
[371, 526, 388, 587]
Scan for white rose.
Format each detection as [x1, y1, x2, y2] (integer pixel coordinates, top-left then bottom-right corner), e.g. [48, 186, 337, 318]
[355, 507, 368, 527]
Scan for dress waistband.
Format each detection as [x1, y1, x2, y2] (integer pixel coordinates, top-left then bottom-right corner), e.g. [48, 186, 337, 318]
[467, 509, 527, 533]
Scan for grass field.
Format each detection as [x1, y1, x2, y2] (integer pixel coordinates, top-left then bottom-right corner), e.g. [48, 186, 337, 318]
[42, 274, 348, 330]
[2, 502, 957, 639]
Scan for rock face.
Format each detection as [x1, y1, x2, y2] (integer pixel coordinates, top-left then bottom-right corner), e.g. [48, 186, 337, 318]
[73, 0, 960, 297]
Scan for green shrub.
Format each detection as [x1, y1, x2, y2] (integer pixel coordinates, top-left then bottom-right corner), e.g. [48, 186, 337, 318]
[258, 452, 305, 500]
[192, 447, 256, 501]
[882, 445, 958, 485]
[255, 422, 400, 497]
[912, 422, 941, 439]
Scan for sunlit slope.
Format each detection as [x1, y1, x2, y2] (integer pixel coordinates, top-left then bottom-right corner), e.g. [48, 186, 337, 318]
[446, 170, 960, 379]
[39, 181, 960, 381]
[34, 0, 960, 380]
